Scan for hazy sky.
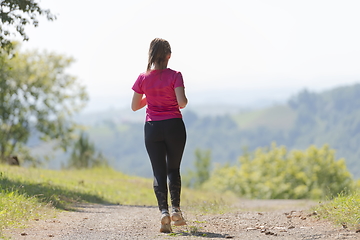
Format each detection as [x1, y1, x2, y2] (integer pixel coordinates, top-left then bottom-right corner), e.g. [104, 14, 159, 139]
[22, 0, 360, 112]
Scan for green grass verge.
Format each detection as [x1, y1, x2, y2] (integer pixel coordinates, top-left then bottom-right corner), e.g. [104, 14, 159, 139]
[0, 189, 56, 232]
[0, 165, 234, 238]
[315, 190, 360, 230]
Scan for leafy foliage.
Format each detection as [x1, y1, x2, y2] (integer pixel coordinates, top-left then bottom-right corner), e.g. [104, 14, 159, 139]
[66, 131, 108, 169]
[0, 0, 55, 50]
[287, 85, 360, 177]
[0, 45, 88, 164]
[183, 149, 211, 188]
[203, 144, 354, 199]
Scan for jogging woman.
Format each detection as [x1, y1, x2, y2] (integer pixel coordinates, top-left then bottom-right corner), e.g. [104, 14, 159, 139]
[131, 38, 188, 233]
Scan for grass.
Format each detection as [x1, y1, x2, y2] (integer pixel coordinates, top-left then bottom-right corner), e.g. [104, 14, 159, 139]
[184, 197, 234, 215]
[0, 165, 159, 212]
[315, 190, 360, 230]
[3, 164, 358, 238]
[0, 188, 56, 231]
[0, 164, 234, 238]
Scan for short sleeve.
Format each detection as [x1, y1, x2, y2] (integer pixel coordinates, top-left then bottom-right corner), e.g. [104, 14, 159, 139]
[132, 74, 145, 94]
[174, 72, 185, 88]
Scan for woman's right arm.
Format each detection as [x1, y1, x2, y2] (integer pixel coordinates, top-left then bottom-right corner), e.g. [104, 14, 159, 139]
[131, 92, 147, 111]
[175, 87, 188, 108]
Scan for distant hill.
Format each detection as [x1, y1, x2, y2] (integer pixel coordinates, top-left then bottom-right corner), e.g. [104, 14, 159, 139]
[40, 83, 360, 179]
[230, 83, 360, 177]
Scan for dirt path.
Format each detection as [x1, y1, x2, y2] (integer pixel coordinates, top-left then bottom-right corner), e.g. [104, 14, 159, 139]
[5, 200, 360, 240]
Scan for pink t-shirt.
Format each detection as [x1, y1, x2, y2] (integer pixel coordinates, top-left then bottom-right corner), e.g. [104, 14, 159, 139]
[132, 68, 185, 121]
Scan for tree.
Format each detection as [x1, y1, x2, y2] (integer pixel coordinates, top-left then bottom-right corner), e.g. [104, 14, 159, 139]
[0, 45, 88, 164]
[66, 131, 108, 169]
[183, 149, 211, 189]
[0, 0, 55, 50]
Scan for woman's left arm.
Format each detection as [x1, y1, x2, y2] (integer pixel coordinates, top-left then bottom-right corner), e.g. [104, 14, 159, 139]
[131, 92, 147, 111]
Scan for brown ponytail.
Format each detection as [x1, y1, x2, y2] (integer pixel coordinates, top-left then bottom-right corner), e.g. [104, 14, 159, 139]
[147, 38, 172, 72]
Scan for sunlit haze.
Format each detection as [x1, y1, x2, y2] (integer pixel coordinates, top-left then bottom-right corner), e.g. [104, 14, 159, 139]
[21, 0, 360, 112]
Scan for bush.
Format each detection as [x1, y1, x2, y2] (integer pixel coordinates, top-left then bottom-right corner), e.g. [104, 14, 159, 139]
[203, 143, 354, 199]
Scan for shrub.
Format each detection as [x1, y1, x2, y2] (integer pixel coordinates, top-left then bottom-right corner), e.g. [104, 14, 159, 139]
[203, 143, 354, 199]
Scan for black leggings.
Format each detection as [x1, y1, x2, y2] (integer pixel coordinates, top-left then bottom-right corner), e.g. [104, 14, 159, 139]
[144, 118, 186, 211]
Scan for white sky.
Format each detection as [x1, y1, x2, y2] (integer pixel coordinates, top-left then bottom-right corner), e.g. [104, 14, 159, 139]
[21, 0, 360, 112]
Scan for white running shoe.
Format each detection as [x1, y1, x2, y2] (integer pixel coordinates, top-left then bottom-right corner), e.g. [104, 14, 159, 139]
[171, 208, 186, 226]
[160, 212, 172, 233]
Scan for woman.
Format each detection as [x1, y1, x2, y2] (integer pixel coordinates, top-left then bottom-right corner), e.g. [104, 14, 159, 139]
[131, 38, 188, 233]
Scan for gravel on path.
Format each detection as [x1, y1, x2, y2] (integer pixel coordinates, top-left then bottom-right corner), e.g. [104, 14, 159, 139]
[5, 200, 360, 240]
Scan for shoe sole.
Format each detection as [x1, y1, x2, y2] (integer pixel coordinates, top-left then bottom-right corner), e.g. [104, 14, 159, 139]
[160, 215, 172, 233]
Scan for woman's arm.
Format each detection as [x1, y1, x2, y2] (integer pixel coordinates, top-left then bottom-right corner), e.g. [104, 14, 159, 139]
[131, 92, 147, 111]
[175, 87, 188, 109]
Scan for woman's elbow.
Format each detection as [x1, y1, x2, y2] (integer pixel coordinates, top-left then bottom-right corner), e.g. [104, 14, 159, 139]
[131, 103, 139, 111]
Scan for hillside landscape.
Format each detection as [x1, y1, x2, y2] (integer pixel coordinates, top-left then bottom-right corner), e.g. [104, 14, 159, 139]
[37, 83, 360, 179]
[2, 1, 360, 238]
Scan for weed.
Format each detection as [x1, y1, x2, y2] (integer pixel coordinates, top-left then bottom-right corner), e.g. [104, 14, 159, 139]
[188, 225, 199, 235]
[168, 232, 183, 237]
[193, 220, 206, 223]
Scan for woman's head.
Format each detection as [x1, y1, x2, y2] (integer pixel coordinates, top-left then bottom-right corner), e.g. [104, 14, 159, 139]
[147, 38, 172, 72]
